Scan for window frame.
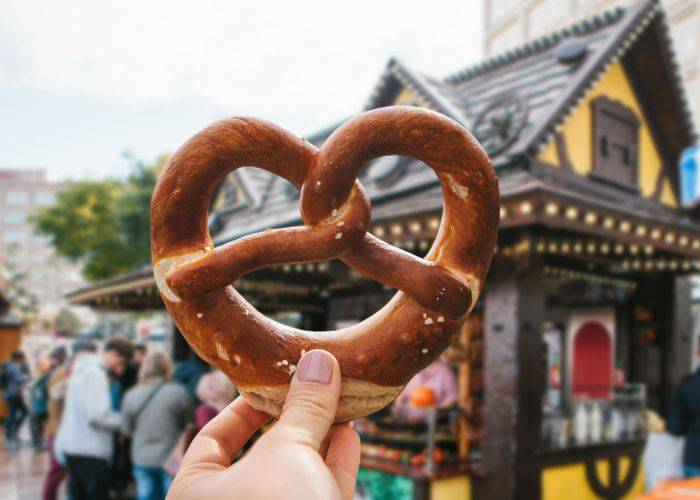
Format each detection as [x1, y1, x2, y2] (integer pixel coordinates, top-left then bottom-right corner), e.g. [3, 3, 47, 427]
[590, 96, 640, 192]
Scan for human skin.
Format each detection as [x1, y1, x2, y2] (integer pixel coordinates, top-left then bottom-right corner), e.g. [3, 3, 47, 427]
[167, 350, 361, 500]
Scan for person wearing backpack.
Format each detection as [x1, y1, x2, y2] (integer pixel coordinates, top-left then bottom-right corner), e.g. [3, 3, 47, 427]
[121, 351, 193, 500]
[2, 349, 31, 451]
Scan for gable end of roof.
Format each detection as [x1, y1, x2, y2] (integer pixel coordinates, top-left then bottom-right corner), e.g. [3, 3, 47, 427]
[522, 0, 695, 162]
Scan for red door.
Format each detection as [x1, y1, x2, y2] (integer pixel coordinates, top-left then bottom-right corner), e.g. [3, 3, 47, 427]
[572, 321, 613, 399]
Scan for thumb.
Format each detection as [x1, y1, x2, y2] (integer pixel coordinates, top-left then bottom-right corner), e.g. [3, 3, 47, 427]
[273, 349, 341, 450]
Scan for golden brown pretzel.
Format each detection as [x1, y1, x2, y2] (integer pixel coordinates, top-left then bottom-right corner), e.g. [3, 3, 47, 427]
[150, 106, 499, 422]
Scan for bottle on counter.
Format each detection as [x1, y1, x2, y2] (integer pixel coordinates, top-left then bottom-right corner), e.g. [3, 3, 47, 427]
[590, 402, 603, 443]
[611, 405, 624, 441]
[574, 401, 589, 445]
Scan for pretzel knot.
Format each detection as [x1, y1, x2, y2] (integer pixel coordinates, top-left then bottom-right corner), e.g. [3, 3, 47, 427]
[150, 106, 499, 421]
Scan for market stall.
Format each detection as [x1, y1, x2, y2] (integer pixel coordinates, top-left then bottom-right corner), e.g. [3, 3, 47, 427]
[67, 1, 698, 498]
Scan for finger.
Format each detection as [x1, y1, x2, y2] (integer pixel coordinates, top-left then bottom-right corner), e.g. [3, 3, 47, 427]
[319, 426, 334, 459]
[272, 349, 341, 450]
[180, 397, 270, 470]
[325, 424, 361, 499]
[320, 422, 355, 459]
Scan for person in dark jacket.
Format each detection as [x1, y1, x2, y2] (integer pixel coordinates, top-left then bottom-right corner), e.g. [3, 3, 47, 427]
[3, 350, 31, 450]
[668, 363, 700, 477]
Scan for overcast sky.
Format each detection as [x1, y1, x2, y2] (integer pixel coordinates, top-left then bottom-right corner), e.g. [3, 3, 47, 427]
[0, 0, 483, 180]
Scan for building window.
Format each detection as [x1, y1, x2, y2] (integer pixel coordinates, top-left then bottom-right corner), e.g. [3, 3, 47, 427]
[33, 191, 56, 206]
[31, 250, 50, 263]
[3, 211, 26, 225]
[590, 96, 640, 189]
[2, 230, 28, 244]
[3, 191, 29, 206]
[32, 234, 51, 246]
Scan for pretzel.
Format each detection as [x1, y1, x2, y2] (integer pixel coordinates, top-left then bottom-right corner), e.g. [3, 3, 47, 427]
[151, 106, 499, 422]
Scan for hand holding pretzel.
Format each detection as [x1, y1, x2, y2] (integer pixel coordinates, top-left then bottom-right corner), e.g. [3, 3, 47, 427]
[169, 350, 361, 500]
[150, 106, 499, 422]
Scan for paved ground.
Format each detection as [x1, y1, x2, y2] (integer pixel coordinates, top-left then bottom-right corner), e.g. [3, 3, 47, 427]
[0, 436, 50, 500]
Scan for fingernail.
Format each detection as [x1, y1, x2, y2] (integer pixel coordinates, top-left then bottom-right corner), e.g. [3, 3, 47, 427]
[298, 350, 333, 385]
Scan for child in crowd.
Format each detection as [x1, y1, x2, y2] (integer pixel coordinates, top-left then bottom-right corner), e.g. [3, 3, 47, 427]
[194, 370, 237, 431]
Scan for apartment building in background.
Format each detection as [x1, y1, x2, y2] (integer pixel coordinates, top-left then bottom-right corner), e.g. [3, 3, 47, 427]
[0, 169, 84, 323]
[483, 0, 699, 122]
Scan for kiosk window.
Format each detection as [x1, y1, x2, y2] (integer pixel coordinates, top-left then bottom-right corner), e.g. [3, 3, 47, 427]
[591, 96, 640, 188]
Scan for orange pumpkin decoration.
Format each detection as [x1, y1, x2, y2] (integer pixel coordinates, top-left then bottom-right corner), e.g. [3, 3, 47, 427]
[411, 386, 436, 408]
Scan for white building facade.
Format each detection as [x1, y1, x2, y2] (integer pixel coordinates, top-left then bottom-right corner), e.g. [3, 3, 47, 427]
[0, 169, 85, 328]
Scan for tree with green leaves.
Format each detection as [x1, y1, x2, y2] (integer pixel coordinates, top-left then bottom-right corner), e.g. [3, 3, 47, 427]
[34, 154, 167, 282]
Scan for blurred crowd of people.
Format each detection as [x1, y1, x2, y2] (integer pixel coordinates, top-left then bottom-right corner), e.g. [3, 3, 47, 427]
[1, 337, 237, 500]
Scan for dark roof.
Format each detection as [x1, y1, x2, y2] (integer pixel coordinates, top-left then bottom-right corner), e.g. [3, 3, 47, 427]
[366, 0, 695, 161]
[444, 8, 625, 83]
[0, 313, 23, 328]
[214, 156, 441, 243]
[211, 0, 695, 244]
[0, 311, 24, 328]
[65, 265, 153, 300]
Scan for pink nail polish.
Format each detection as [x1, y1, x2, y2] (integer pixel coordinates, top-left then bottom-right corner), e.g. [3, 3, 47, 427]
[298, 350, 332, 384]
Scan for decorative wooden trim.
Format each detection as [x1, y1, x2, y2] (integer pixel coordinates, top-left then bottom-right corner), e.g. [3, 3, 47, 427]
[521, 0, 662, 155]
[584, 453, 641, 500]
[497, 171, 700, 259]
[622, 56, 681, 202]
[591, 96, 640, 126]
[554, 132, 574, 172]
[651, 167, 665, 201]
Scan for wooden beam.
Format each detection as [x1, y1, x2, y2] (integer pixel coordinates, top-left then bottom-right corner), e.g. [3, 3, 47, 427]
[668, 277, 693, 407]
[554, 132, 574, 173]
[472, 252, 546, 499]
